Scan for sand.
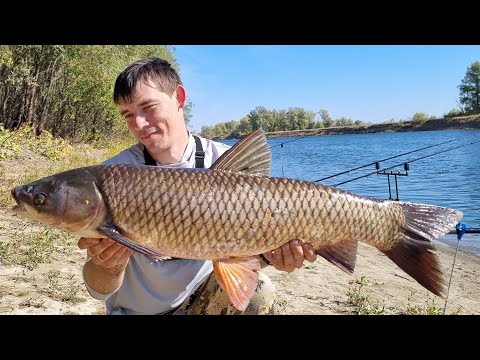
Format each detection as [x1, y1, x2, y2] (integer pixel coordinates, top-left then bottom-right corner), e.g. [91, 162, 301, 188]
[265, 237, 480, 315]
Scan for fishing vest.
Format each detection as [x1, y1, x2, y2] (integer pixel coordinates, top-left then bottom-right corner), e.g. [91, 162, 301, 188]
[143, 135, 205, 168]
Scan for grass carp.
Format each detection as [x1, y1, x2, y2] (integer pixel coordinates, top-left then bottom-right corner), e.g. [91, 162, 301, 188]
[11, 130, 462, 311]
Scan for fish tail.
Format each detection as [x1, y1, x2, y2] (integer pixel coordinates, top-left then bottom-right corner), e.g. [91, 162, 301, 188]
[382, 202, 463, 298]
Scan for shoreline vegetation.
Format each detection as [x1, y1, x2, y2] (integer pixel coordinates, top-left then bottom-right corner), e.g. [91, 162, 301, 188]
[218, 114, 480, 140]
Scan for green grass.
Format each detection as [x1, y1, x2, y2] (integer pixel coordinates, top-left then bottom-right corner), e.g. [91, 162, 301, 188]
[404, 297, 443, 315]
[403, 292, 463, 315]
[347, 275, 386, 315]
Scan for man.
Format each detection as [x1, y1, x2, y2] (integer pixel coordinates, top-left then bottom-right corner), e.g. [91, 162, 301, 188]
[78, 57, 317, 315]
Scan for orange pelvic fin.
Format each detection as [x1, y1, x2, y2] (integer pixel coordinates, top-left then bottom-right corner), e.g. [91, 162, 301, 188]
[212, 256, 261, 312]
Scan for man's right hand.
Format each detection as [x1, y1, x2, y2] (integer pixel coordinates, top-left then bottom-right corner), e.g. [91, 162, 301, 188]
[78, 237, 133, 269]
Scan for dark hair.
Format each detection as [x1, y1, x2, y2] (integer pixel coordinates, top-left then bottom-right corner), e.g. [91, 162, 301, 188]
[113, 57, 182, 104]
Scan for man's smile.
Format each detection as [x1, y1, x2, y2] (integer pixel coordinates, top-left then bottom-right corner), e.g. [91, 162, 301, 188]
[140, 129, 160, 140]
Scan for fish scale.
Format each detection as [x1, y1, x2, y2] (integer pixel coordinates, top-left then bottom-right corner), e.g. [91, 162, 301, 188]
[94, 164, 405, 258]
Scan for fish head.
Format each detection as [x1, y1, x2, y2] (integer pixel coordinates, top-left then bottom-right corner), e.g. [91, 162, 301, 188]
[11, 168, 106, 235]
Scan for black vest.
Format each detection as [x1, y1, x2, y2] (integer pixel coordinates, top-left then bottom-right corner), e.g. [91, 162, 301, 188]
[143, 135, 205, 168]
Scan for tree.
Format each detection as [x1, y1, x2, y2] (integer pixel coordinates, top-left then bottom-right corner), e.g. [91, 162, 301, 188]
[443, 108, 462, 118]
[184, 100, 193, 128]
[319, 109, 334, 128]
[458, 61, 480, 115]
[236, 116, 252, 135]
[249, 106, 269, 130]
[410, 112, 433, 122]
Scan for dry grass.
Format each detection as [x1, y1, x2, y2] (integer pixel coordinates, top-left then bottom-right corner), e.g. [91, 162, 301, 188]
[0, 129, 126, 315]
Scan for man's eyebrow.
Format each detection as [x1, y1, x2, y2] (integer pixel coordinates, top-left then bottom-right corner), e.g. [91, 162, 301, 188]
[120, 99, 158, 116]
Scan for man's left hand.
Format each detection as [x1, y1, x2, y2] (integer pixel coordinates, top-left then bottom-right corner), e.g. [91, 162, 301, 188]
[262, 240, 317, 273]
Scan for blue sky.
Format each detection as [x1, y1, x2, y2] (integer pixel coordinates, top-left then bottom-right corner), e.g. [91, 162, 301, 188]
[172, 45, 480, 132]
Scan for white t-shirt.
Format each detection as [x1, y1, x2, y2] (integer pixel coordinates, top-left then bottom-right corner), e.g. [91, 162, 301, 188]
[84, 132, 231, 315]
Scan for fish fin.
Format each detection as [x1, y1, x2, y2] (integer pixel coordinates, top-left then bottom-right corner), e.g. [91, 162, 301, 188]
[212, 256, 261, 312]
[98, 224, 171, 261]
[382, 202, 463, 298]
[210, 130, 271, 176]
[315, 240, 358, 274]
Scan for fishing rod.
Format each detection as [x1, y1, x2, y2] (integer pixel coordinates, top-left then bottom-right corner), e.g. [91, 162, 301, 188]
[328, 138, 480, 187]
[312, 133, 478, 183]
[271, 134, 316, 149]
[330, 138, 480, 236]
[447, 228, 480, 234]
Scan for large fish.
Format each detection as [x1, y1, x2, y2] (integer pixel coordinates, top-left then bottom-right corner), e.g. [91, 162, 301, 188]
[11, 130, 462, 311]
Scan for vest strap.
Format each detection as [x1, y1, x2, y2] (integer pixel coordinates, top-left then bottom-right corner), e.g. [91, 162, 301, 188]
[143, 134, 205, 168]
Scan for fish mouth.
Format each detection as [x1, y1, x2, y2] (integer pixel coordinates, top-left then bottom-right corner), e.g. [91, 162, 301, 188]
[11, 186, 27, 213]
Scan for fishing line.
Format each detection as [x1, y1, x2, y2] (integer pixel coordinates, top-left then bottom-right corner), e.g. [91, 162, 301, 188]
[330, 139, 480, 187]
[443, 223, 467, 315]
[311, 134, 479, 183]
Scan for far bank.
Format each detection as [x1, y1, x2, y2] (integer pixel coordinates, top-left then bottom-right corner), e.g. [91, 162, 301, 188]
[218, 115, 480, 140]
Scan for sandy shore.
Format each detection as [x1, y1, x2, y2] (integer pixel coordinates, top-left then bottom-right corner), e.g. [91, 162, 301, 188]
[265, 237, 480, 315]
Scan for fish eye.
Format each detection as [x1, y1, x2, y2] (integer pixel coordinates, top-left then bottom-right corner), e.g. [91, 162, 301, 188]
[34, 193, 46, 206]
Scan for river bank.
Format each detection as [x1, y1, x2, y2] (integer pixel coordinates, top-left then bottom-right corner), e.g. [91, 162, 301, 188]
[219, 115, 480, 140]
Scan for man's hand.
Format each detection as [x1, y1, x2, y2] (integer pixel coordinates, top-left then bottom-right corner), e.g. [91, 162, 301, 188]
[261, 240, 317, 273]
[78, 237, 133, 269]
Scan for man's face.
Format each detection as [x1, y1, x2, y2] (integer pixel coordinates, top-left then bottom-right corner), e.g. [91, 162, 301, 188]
[118, 81, 183, 151]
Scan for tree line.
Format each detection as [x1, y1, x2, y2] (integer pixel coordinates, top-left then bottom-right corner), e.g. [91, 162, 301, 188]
[200, 107, 371, 139]
[201, 61, 480, 139]
[0, 45, 178, 142]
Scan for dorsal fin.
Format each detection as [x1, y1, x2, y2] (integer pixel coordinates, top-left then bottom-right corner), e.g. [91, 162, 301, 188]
[210, 130, 271, 175]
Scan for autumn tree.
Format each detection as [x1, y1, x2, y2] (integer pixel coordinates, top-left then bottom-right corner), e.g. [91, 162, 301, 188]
[319, 109, 334, 128]
[458, 61, 480, 115]
[0, 45, 176, 142]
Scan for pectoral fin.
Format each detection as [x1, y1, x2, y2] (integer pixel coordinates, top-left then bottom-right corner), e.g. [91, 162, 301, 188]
[98, 224, 171, 261]
[212, 256, 261, 312]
